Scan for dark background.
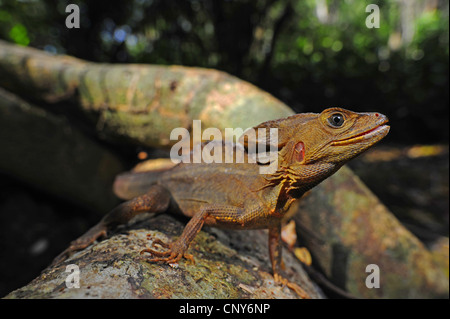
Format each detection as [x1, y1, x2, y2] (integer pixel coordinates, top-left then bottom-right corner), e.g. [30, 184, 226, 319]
[0, 0, 448, 297]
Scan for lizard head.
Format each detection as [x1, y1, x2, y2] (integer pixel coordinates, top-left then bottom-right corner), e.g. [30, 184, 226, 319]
[240, 107, 389, 168]
[239, 107, 389, 189]
[295, 107, 390, 166]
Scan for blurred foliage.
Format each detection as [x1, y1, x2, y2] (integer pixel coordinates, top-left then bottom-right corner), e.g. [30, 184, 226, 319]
[0, 0, 448, 143]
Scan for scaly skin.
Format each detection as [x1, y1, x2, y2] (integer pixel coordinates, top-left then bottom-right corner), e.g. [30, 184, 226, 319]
[53, 107, 389, 298]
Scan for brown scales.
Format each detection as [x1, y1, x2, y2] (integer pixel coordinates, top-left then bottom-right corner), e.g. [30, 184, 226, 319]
[52, 107, 389, 298]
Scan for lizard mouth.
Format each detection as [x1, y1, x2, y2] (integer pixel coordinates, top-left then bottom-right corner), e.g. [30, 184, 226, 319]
[331, 121, 390, 146]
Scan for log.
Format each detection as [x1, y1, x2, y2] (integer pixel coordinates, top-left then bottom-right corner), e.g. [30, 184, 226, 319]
[294, 166, 449, 298]
[0, 87, 123, 212]
[0, 40, 294, 148]
[3, 215, 324, 299]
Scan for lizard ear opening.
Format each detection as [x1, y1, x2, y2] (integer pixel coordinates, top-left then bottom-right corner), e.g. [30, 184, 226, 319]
[279, 140, 305, 164]
[294, 141, 305, 162]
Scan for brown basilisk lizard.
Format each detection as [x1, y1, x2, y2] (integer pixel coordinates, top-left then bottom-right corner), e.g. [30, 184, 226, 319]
[53, 107, 389, 297]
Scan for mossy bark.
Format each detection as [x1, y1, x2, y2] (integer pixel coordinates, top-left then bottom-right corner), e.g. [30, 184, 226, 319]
[4, 215, 323, 299]
[294, 166, 449, 298]
[0, 87, 123, 212]
[0, 40, 293, 148]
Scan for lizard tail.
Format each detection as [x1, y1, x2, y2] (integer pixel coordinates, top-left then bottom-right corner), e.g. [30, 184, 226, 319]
[114, 158, 177, 200]
[113, 170, 164, 200]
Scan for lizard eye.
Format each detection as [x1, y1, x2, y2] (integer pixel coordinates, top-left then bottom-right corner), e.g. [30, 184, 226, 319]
[328, 113, 345, 127]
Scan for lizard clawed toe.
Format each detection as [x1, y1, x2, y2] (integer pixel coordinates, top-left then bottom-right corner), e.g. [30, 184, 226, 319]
[140, 238, 195, 264]
[51, 224, 107, 265]
[150, 238, 171, 249]
[274, 273, 311, 299]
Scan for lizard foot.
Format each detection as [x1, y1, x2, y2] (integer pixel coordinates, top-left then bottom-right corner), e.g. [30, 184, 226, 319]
[140, 238, 195, 264]
[51, 223, 107, 265]
[274, 273, 311, 299]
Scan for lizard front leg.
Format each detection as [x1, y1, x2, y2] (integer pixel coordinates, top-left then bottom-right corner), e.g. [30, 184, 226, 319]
[141, 204, 243, 264]
[51, 185, 171, 265]
[269, 224, 310, 299]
